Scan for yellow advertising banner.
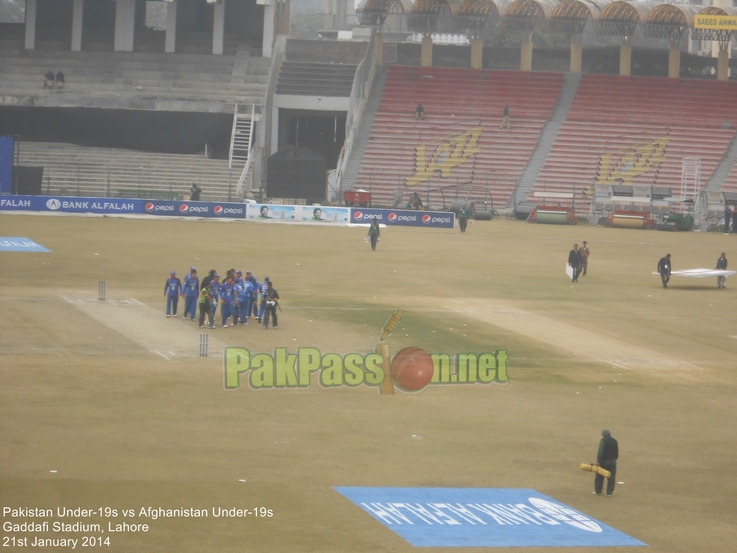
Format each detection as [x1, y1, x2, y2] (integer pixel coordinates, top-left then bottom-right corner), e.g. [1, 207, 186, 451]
[694, 14, 737, 31]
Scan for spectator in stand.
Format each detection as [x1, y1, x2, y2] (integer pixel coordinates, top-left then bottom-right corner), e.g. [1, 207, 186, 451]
[43, 70, 55, 89]
[190, 183, 202, 201]
[55, 71, 65, 89]
[415, 103, 425, 121]
[410, 192, 423, 211]
[499, 104, 511, 129]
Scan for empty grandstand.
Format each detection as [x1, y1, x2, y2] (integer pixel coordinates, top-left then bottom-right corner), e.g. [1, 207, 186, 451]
[2, 0, 737, 217]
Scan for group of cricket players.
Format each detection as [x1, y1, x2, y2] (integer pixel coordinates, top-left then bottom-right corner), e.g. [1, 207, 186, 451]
[164, 267, 280, 330]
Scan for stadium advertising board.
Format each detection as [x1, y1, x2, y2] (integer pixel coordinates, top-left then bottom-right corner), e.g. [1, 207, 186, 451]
[297, 205, 349, 224]
[694, 14, 737, 30]
[350, 208, 455, 228]
[334, 487, 646, 548]
[0, 195, 142, 214]
[245, 204, 297, 221]
[0, 237, 50, 252]
[142, 200, 245, 218]
[0, 136, 13, 194]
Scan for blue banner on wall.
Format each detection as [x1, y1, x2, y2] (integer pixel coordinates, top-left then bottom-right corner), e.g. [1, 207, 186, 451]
[0, 195, 248, 219]
[334, 487, 646, 548]
[142, 200, 246, 218]
[350, 208, 455, 229]
[0, 137, 13, 195]
[0, 195, 142, 214]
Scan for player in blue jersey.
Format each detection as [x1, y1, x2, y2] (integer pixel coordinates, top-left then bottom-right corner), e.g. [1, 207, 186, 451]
[234, 276, 250, 326]
[242, 277, 258, 324]
[181, 267, 199, 321]
[209, 274, 220, 322]
[219, 275, 236, 327]
[246, 271, 260, 320]
[164, 270, 181, 317]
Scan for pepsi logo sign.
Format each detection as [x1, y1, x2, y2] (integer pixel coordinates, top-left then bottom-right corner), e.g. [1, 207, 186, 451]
[388, 213, 397, 222]
[353, 211, 363, 221]
[422, 214, 432, 224]
[145, 203, 155, 212]
[214, 206, 223, 215]
[179, 204, 189, 213]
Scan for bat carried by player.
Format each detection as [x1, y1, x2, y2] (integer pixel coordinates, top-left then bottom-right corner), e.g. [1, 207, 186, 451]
[580, 463, 611, 478]
[378, 310, 403, 395]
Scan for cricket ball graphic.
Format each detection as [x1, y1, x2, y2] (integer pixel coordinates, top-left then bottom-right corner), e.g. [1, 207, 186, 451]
[390, 347, 434, 392]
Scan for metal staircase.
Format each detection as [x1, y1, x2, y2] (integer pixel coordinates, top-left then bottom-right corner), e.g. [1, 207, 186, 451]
[229, 103, 255, 170]
[703, 131, 737, 191]
[506, 72, 581, 208]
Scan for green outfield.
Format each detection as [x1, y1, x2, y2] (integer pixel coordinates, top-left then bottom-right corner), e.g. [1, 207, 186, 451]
[1, 213, 736, 552]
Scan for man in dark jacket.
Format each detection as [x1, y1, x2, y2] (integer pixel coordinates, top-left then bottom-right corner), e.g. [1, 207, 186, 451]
[657, 253, 672, 289]
[594, 429, 619, 497]
[568, 244, 581, 282]
[716, 252, 728, 289]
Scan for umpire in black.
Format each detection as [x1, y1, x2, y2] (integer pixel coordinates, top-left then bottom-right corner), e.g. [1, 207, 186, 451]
[594, 429, 619, 497]
[262, 280, 280, 330]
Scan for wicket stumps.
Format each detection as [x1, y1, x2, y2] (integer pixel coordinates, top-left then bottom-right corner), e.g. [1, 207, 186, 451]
[199, 334, 209, 357]
[98, 281, 106, 301]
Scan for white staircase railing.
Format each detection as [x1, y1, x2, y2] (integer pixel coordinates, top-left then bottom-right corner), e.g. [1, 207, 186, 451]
[228, 104, 255, 170]
[235, 146, 254, 199]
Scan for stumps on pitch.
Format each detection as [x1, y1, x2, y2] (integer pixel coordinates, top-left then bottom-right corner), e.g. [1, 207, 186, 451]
[98, 281, 106, 301]
[199, 334, 209, 357]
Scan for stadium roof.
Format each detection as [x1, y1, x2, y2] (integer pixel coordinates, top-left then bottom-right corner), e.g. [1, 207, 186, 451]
[357, 0, 737, 39]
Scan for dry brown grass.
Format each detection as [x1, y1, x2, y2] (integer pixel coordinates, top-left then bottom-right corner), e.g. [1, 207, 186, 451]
[1, 213, 736, 552]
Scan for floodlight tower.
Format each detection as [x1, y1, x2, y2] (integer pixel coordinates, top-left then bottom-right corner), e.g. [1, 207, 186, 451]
[549, 0, 597, 73]
[504, 0, 554, 72]
[357, 0, 393, 65]
[455, 0, 499, 69]
[594, 1, 647, 77]
[407, 0, 447, 67]
[641, 4, 696, 79]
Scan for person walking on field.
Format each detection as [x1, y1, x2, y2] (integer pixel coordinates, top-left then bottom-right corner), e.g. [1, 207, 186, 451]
[657, 253, 672, 289]
[458, 204, 470, 233]
[164, 270, 181, 317]
[594, 429, 619, 497]
[568, 244, 582, 283]
[580, 241, 590, 276]
[368, 218, 381, 251]
[716, 252, 728, 289]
